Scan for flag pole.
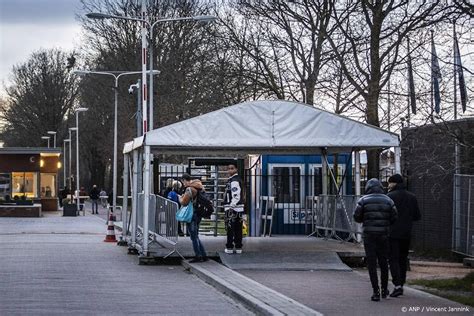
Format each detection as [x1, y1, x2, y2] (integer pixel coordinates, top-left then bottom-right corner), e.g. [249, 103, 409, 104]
[430, 30, 435, 123]
[406, 38, 411, 127]
[453, 22, 460, 175]
[453, 22, 457, 120]
[388, 79, 391, 131]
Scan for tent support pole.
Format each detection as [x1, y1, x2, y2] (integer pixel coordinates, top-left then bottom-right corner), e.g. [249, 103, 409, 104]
[131, 149, 139, 248]
[118, 153, 129, 246]
[322, 149, 328, 195]
[394, 146, 401, 174]
[355, 150, 361, 196]
[142, 145, 151, 257]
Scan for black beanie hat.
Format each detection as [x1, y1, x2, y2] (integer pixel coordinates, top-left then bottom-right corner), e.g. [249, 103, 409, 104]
[388, 174, 403, 184]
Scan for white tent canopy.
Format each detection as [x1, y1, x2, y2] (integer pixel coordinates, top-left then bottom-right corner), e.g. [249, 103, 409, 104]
[124, 100, 398, 154]
[121, 100, 401, 256]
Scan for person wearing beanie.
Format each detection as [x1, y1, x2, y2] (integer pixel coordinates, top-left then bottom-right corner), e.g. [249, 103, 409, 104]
[387, 173, 421, 298]
[354, 178, 398, 301]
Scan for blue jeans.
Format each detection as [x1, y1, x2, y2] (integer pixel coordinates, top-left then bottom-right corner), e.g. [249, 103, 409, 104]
[188, 214, 206, 258]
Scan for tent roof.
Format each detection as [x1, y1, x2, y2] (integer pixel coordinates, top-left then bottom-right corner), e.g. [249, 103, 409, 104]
[123, 100, 399, 154]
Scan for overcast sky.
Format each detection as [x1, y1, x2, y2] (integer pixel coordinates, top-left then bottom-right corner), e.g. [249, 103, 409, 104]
[0, 0, 83, 90]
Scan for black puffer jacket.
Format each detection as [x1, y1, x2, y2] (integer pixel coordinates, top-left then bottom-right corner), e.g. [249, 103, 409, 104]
[387, 183, 421, 239]
[354, 178, 398, 235]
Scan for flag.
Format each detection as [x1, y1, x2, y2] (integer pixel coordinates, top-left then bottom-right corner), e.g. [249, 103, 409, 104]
[407, 39, 416, 114]
[431, 33, 442, 114]
[454, 35, 467, 113]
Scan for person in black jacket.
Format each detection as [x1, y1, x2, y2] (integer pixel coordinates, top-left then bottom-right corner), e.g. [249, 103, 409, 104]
[89, 185, 100, 214]
[387, 174, 421, 297]
[354, 178, 398, 301]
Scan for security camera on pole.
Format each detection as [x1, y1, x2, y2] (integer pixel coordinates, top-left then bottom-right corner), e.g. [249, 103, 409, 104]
[85, 3, 216, 259]
[73, 70, 159, 219]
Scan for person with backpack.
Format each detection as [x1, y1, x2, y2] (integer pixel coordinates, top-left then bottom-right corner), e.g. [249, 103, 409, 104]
[179, 173, 208, 263]
[354, 178, 398, 302]
[167, 180, 185, 237]
[223, 163, 245, 254]
[387, 174, 421, 298]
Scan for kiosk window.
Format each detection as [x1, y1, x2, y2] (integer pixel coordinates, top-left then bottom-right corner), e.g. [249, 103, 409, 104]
[12, 172, 38, 198]
[0, 173, 11, 198]
[40, 173, 56, 198]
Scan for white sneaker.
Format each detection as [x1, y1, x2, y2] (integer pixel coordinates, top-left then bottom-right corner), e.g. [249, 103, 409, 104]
[235, 249, 242, 254]
[225, 248, 234, 254]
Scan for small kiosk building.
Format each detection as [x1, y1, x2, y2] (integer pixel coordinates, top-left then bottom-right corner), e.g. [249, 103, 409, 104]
[0, 147, 62, 213]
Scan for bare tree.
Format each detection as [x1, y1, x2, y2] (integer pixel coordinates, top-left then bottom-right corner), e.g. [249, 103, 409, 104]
[217, 0, 335, 105]
[326, 0, 455, 178]
[0, 49, 78, 147]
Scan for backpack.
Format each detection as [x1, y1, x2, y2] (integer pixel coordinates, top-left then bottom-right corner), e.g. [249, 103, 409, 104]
[194, 190, 214, 219]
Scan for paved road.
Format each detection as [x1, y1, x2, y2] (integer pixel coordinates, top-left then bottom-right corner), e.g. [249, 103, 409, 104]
[240, 270, 471, 316]
[0, 214, 251, 316]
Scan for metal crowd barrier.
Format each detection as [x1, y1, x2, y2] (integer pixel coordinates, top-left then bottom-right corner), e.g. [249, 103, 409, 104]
[152, 195, 183, 259]
[452, 174, 474, 256]
[134, 193, 182, 258]
[308, 195, 362, 242]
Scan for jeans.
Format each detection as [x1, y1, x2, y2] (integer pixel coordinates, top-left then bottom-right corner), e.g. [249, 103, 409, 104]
[389, 238, 410, 287]
[226, 209, 243, 249]
[91, 199, 99, 214]
[188, 214, 206, 258]
[363, 234, 389, 291]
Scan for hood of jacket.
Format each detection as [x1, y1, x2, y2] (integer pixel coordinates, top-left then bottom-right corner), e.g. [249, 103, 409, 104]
[365, 178, 384, 194]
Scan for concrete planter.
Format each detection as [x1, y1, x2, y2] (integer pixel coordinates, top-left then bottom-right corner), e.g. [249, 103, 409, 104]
[63, 204, 78, 217]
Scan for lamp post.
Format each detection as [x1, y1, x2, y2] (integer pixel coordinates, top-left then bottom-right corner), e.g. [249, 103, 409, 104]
[73, 70, 159, 215]
[63, 139, 71, 187]
[68, 127, 77, 190]
[75, 107, 88, 216]
[41, 136, 50, 148]
[47, 131, 57, 148]
[85, 11, 216, 131]
[86, 8, 216, 257]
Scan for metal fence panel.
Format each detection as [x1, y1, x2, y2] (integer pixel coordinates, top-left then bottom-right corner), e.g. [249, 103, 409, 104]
[309, 195, 361, 241]
[452, 174, 474, 256]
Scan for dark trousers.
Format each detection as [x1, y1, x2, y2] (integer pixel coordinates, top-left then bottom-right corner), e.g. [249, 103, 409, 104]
[389, 238, 410, 287]
[91, 199, 99, 214]
[363, 234, 389, 291]
[226, 210, 243, 249]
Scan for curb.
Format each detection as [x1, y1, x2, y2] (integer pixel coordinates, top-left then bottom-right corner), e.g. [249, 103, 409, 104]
[182, 260, 322, 316]
[410, 260, 468, 268]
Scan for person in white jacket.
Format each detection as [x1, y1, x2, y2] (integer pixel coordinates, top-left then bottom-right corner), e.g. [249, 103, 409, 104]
[223, 163, 244, 254]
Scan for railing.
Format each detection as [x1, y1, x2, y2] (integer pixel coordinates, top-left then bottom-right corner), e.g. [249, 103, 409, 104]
[308, 195, 362, 242]
[452, 174, 474, 256]
[153, 195, 183, 258]
[135, 193, 183, 258]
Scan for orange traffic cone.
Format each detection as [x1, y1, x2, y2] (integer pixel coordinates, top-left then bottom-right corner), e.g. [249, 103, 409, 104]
[104, 212, 117, 242]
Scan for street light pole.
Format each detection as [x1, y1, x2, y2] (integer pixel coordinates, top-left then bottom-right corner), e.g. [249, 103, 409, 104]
[69, 128, 77, 190]
[47, 131, 57, 148]
[73, 70, 159, 215]
[75, 108, 88, 216]
[63, 139, 70, 187]
[41, 136, 50, 148]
